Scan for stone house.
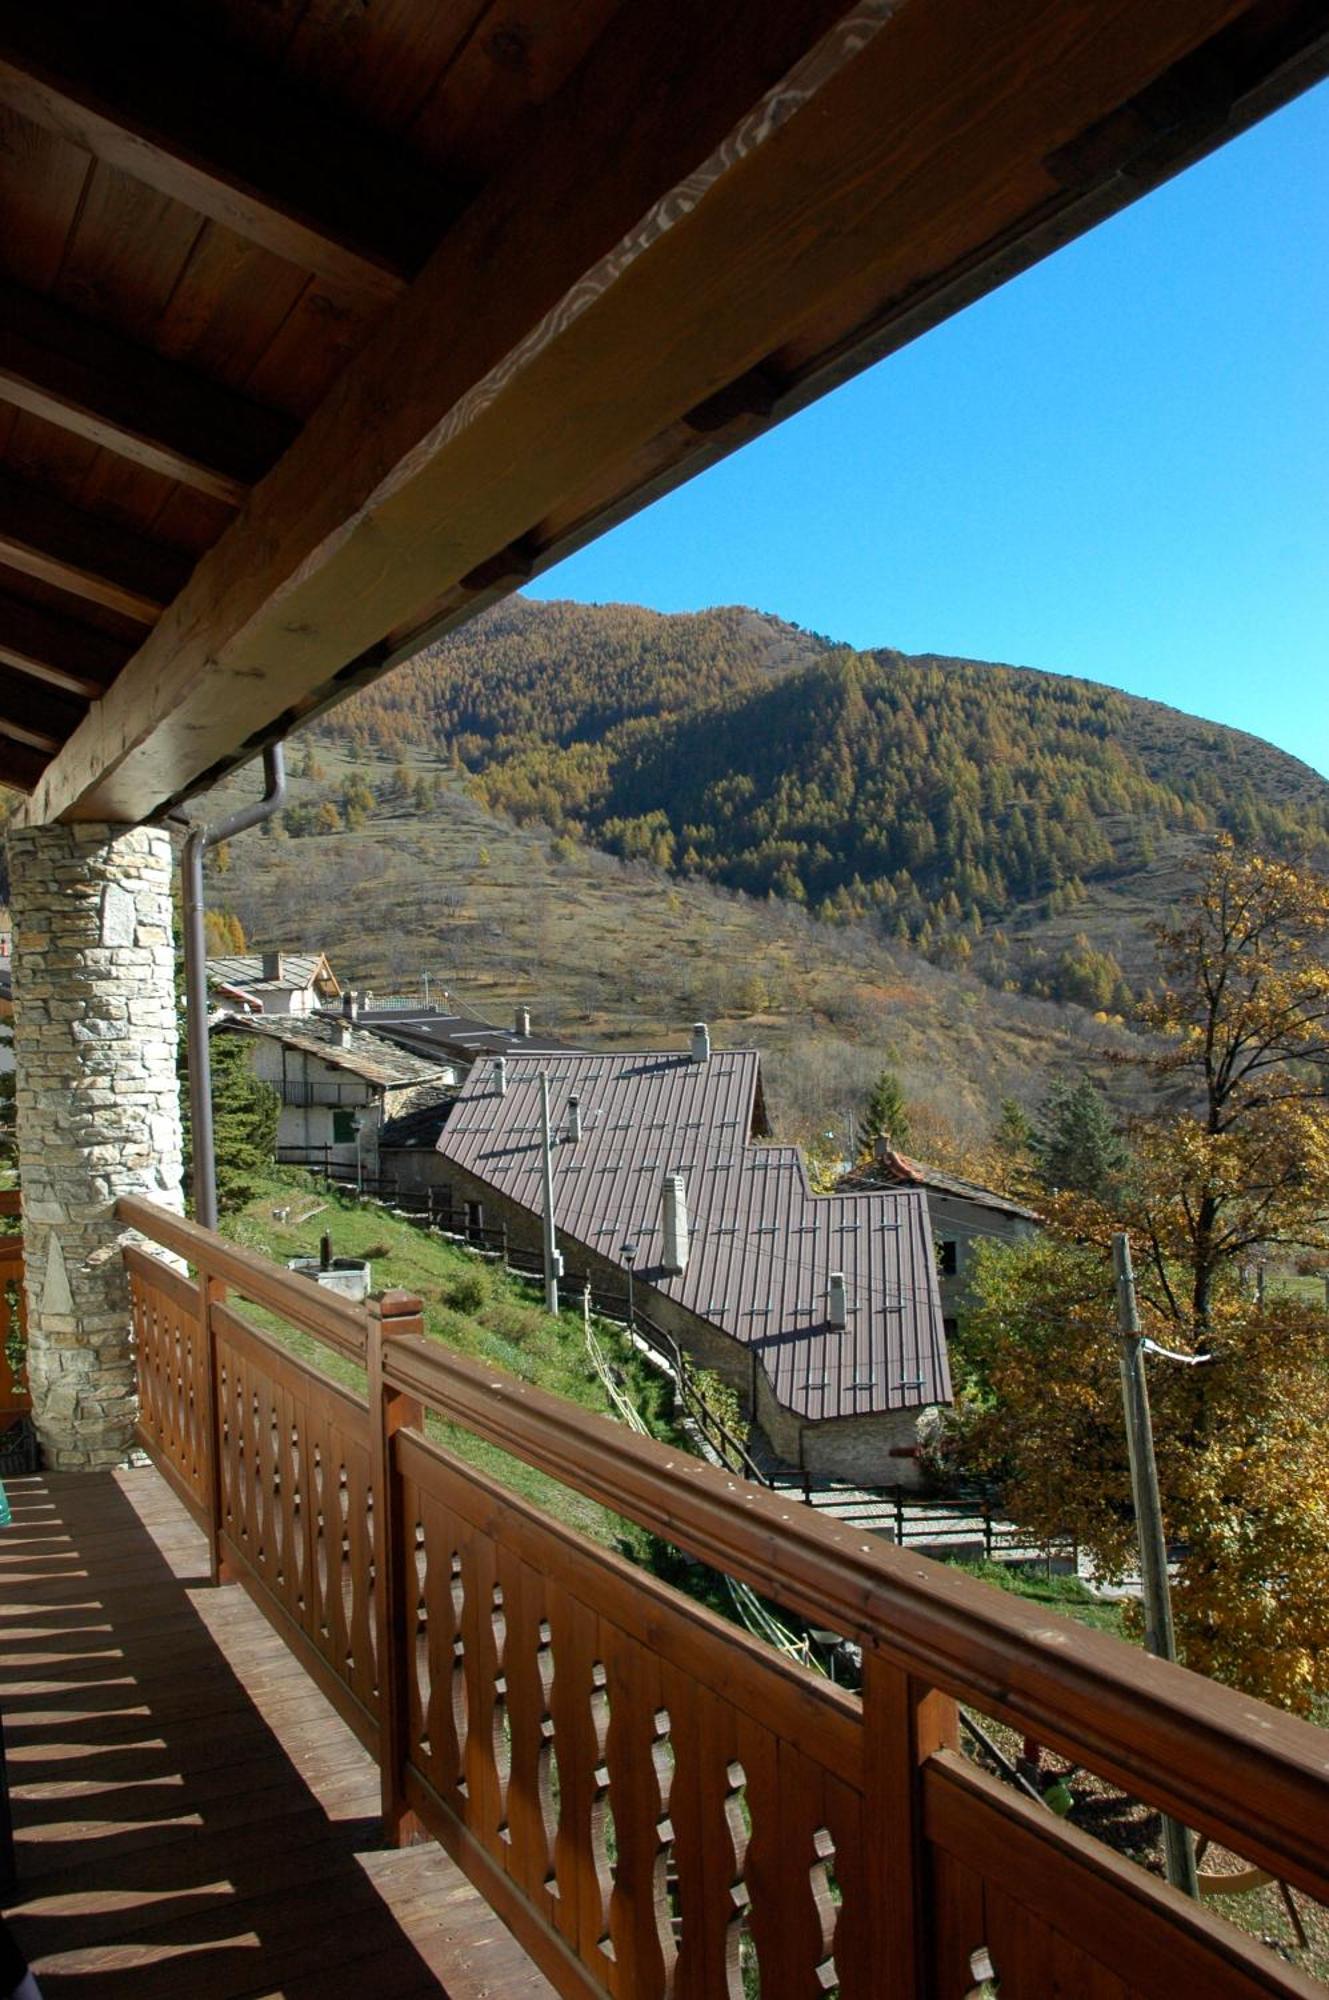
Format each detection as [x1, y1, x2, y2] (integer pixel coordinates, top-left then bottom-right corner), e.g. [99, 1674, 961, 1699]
[434, 1033, 950, 1486]
[214, 1013, 457, 1182]
[207, 951, 341, 1018]
[838, 1140, 1040, 1339]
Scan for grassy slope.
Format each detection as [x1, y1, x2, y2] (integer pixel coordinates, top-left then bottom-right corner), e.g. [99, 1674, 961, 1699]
[222, 1168, 671, 1557]
[216, 749, 1152, 1154]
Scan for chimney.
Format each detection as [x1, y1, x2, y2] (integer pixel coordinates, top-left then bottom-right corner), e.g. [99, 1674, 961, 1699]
[493, 1055, 507, 1097]
[515, 1004, 531, 1039]
[690, 1021, 710, 1064]
[660, 1173, 689, 1276]
[332, 1020, 352, 1048]
[342, 989, 359, 1022]
[828, 1272, 848, 1330]
[874, 1134, 893, 1165]
[567, 1094, 582, 1142]
[262, 949, 283, 982]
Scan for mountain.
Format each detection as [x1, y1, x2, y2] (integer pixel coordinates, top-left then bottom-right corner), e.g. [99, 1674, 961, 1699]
[315, 597, 1329, 1004]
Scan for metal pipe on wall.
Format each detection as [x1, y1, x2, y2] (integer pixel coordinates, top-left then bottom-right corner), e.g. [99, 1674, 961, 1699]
[180, 744, 287, 1231]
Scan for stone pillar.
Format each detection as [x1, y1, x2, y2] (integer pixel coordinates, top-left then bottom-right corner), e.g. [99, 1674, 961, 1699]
[7, 823, 183, 1469]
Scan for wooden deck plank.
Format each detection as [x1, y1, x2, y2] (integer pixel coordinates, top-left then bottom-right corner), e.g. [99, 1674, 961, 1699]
[0, 1468, 554, 1997]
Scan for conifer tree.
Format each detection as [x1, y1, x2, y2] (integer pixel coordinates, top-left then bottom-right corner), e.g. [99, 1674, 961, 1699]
[1031, 1076, 1129, 1201]
[861, 1069, 912, 1153]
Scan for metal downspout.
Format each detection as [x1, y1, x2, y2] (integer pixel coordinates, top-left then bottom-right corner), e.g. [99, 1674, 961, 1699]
[180, 744, 288, 1230]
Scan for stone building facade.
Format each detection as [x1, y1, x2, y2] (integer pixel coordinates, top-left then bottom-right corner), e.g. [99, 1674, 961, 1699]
[7, 824, 184, 1469]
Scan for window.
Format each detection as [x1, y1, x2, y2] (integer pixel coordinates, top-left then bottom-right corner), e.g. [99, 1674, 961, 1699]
[333, 1109, 358, 1144]
[938, 1239, 959, 1277]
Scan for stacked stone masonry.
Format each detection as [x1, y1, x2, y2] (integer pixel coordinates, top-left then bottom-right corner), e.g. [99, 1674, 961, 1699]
[7, 823, 183, 1469]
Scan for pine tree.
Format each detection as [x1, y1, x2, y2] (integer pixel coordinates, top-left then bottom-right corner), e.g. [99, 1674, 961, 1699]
[861, 1068, 912, 1153]
[181, 1032, 280, 1214]
[1031, 1076, 1129, 1201]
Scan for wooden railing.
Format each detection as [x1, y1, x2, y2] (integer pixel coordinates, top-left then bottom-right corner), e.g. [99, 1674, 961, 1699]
[117, 1195, 1329, 2000]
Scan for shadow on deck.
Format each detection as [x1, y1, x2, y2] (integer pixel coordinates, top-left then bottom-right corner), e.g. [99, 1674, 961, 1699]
[0, 1466, 552, 1998]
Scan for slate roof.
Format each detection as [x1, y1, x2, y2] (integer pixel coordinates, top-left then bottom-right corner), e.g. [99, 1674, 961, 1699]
[839, 1148, 1040, 1222]
[436, 1048, 949, 1425]
[215, 1014, 454, 1093]
[379, 1086, 458, 1151]
[207, 953, 338, 995]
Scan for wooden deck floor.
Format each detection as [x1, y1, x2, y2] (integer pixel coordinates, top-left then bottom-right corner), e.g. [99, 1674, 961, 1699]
[0, 1466, 554, 1998]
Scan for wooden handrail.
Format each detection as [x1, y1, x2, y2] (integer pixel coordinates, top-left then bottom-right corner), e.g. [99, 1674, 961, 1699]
[381, 1328, 1329, 1905]
[117, 1194, 365, 1358]
[119, 1184, 1329, 1984]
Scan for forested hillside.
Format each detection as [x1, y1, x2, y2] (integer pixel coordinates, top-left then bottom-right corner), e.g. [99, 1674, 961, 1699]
[315, 597, 1329, 1003]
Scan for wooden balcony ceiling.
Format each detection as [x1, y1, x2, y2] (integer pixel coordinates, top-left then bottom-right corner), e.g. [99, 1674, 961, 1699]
[1, 0, 1325, 823]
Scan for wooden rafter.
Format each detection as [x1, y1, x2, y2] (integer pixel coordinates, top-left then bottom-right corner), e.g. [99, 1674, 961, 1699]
[0, 0, 456, 303]
[0, 470, 192, 623]
[0, 287, 299, 506]
[0, 737, 49, 791]
[14, 0, 1327, 825]
[0, 662, 84, 754]
[0, 590, 131, 698]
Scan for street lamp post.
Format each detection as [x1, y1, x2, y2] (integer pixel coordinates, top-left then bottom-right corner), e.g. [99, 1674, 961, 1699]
[621, 1240, 637, 1330]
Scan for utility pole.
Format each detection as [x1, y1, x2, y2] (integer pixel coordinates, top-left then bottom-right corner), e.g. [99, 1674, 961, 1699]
[1112, 1232, 1199, 1899]
[540, 1072, 561, 1315]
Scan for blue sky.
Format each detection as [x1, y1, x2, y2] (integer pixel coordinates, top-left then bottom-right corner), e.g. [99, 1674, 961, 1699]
[530, 84, 1328, 780]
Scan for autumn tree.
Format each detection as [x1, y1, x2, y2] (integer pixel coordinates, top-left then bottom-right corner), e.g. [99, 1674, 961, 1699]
[1127, 839, 1329, 1322]
[941, 1234, 1329, 1710]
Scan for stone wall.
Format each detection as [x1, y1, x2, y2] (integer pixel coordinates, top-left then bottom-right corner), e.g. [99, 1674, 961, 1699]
[8, 823, 183, 1469]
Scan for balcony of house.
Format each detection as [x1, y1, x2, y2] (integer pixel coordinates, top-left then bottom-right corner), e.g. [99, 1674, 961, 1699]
[3, 1199, 1327, 1998]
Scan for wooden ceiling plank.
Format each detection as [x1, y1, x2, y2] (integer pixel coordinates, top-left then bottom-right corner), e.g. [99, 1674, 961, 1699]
[0, 0, 456, 304]
[0, 468, 192, 623]
[0, 589, 132, 696]
[0, 659, 85, 742]
[0, 284, 297, 504]
[0, 735, 48, 792]
[19, 0, 1324, 826]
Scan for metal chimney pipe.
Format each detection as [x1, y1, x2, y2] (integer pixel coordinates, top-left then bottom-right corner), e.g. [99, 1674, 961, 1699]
[828, 1272, 848, 1329]
[661, 1173, 689, 1275]
[515, 1005, 531, 1039]
[567, 1094, 582, 1142]
[493, 1056, 507, 1096]
[690, 1021, 710, 1064]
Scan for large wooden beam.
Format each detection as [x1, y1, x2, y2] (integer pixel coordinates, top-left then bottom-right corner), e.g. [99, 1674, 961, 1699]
[0, 0, 454, 303]
[0, 590, 133, 698]
[0, 287, 298, 506]
[19, 0, 1325, 826]
[0, 470, 192, 623]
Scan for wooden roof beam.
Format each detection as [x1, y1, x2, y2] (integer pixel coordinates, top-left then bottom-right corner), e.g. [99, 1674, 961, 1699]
[0, 737, 50, 794]
[0, 0, 456, 303]
[0, 470, 192, 623]
[0, 287, 299, 507]
[20, 0, 1328, 826]
[0, 590, 130, 697]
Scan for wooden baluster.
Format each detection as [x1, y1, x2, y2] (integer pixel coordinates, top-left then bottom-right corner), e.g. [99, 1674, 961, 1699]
[862, 1649, 957, 2000]
[196, 1265, 231, 1586]
[368, 1288, 426, 1846]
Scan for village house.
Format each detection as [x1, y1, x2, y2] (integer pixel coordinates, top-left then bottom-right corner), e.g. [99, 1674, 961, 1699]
[838, 1139, 1040, 1339]
[213, 1012, 458, 1185]
[207, 950, 341, 1017]
[434, 1031, 950, 1486]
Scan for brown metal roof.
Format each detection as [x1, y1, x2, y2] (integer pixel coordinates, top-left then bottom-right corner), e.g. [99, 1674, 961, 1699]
[437, 1047, 949, 1424]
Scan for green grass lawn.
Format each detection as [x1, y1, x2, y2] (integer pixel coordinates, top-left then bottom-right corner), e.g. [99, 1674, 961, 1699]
[220, 1168, 673, 1561]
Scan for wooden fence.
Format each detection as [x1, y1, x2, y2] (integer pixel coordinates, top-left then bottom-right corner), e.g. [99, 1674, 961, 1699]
[118, 1194, 1329, 2000]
